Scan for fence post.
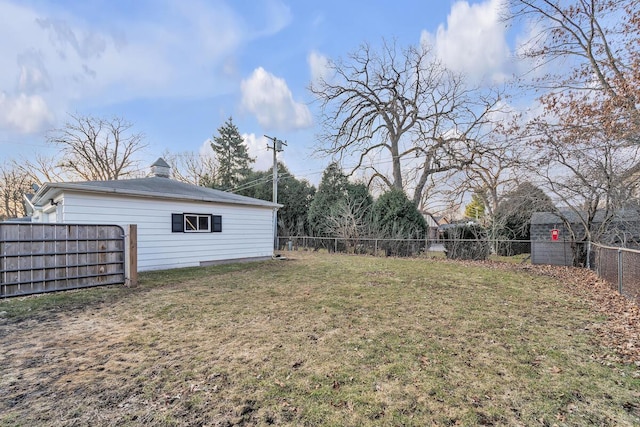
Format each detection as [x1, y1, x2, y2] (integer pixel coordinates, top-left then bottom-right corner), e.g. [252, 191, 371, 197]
[125, 224, 138, 287]
[617, 248, 623, 295]
[334, 238, 338, 253]
[586, 240, 591, 269]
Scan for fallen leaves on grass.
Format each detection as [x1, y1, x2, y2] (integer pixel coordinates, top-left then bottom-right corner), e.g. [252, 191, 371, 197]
[456, 259, 640, 365]
[526, 264, 640, 366]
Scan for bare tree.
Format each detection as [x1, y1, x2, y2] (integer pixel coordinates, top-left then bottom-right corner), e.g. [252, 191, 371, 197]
[510, 0, 640, 145]
[420, 123, 529, 222]
[463, 141, 522, 217]
[415, 169, 464, 218]
[162, 150, 218, 187]
[14, 153, 65, 186]
[0, 162, 35, 220]
[529, 121, 640, 260]
[510, 0, 640, 261]
[453, 118, 532, 218]
[324, 196, 372, 253]
[310, 39, 502, 205]
[47, 113, 147, 181]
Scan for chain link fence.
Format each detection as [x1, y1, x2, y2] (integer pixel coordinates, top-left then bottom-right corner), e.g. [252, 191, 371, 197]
[590, 243, 640, 303]
[277, 236, 536, 259]
[277, 236, 430, 257]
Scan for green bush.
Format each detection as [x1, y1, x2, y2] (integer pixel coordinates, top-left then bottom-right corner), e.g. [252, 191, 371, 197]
[372, 189, 428, 257]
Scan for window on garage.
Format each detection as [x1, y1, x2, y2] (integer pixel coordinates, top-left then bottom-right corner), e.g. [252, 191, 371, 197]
[172, 213, 222, 233]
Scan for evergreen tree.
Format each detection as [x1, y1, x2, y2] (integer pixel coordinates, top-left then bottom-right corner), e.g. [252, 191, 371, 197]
[464, 193, 486, 221]
[211, 117, 254, 190]
[280, 172, 316, 236]
[372, 188, 427, 240]
[307, 163, 351, 237]
[237, 163, 316, 236]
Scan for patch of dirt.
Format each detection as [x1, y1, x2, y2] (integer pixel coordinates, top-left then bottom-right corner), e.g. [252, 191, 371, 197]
[0, 307, 147, 425]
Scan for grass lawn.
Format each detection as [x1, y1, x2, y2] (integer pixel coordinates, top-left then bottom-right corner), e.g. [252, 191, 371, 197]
[1, 252, 638, 426]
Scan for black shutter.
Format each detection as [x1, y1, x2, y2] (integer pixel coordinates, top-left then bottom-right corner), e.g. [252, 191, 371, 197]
[172, 213, 184, 232]
[211, 215, 222, 232]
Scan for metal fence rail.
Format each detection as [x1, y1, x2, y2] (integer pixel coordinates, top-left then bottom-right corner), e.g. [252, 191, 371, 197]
[591, 243, 640, 303]
[0, 223, 125, 297]
[278, 236, 431, 257]
[277, 236, 534, 258]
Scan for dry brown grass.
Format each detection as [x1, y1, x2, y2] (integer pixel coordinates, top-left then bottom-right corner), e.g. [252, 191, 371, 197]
[1, 252, 638, 426]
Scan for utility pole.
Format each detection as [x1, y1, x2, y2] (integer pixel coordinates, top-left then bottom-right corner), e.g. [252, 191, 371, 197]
[265, 135, 286, 250]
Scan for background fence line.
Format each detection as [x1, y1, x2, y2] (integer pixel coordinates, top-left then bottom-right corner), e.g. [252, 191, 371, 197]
[277, 236, 533, 258]
[3, 226, 635, 304]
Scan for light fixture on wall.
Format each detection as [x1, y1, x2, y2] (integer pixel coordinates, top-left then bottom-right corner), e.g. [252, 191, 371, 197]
[49, 199, 59, 207]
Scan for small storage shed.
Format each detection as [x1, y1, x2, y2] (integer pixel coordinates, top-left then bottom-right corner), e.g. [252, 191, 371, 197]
[530, 211, 574, 266]
[24, 159, 281, 271]
[530, 209, 640, 266]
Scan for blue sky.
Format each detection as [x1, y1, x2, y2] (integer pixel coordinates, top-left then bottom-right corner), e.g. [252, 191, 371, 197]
[0, 0, 526, 185]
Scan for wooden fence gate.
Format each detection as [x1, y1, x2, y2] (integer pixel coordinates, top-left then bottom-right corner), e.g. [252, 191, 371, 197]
[1, 223, 127, 297]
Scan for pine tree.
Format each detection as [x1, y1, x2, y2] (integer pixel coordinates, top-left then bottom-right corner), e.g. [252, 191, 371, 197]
[237, 162, 316, 236]
[372, 188, 427, 239]
[307, 163, 350, 237]
[211, 117, 254, 190]
[464, 193, 486, 221]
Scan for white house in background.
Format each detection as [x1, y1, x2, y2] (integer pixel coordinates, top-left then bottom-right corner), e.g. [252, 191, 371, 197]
[421, 211, 441, 240]
[24, 158, 281, 271]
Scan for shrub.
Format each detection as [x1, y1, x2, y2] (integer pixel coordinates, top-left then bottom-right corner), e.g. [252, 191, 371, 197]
[491, 183, 555, 256]
[443, 224, 490, 260]
[372, 189, 428, 257]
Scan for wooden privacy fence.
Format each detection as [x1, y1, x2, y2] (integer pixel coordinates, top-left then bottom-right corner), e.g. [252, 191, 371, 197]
[0, 223, 137, 298]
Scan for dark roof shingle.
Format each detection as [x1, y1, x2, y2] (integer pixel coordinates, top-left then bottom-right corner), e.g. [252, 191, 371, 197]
[31, 177, 280, 209]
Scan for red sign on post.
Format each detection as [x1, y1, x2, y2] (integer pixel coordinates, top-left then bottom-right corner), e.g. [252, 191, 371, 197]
[551, 229, 559, 241]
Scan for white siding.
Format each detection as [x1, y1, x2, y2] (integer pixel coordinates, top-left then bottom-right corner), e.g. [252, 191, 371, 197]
[423, 215, 438, 228]
[55, 192, 275, 271]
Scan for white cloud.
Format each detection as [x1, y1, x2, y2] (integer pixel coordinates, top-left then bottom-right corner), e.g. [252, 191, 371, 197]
[0, 92, 54, 133]
[0, 0, 293, 136]
[421, 0, 511, 82]
[241, 67, 313, 131]
[308, 50, 331, 83]
[0, 2, 170, 111]
[17, 50, 52, 93]
[243, 133, 280, 171]
[250, 0, 292, 38]
[198, 138, 215, 160]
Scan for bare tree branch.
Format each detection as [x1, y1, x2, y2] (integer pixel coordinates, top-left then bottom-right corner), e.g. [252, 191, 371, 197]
[47, 113, 147, 181]
[310, 39, 503, 205]
[510, 0, 640, 144]
[0, 162, 35, 219]
[162, 150, 219, 187]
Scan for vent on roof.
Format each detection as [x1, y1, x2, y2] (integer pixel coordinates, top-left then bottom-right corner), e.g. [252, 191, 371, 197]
[151, 157, 171, 178]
